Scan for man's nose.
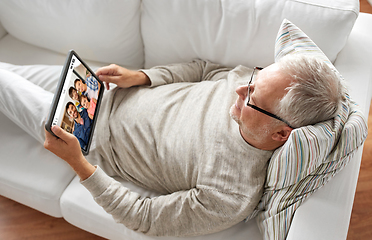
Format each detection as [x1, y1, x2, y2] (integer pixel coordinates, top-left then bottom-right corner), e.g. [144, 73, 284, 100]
[236, 85, 248, 99]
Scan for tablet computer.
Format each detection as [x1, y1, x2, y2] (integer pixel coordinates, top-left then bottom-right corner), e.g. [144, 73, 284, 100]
[45, 50, 104, 155]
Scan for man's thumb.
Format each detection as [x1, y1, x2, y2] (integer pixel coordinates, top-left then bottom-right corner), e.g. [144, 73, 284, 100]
[51, 125, 70, 141]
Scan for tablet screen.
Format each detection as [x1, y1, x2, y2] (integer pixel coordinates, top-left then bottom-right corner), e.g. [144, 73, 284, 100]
[49, 52, 103, 154]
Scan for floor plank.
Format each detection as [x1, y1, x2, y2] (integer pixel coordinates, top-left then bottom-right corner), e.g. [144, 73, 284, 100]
[361, 0, 372, 13]
[347, 101, 372, 240]
[0, 195, 104, 240]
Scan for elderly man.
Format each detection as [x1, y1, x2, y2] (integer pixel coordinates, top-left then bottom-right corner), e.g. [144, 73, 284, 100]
[0, 54, 343, 237]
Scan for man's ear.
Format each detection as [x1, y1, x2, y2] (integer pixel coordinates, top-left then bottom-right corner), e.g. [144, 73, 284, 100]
[272, 126, 293, 142]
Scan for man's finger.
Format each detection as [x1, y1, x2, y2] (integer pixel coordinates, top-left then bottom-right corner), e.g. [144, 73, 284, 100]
[95, 66, 111, 76]
[44, 127, 62, 151]
[97, 74, 111, 82]
[95, 64, 118, 77]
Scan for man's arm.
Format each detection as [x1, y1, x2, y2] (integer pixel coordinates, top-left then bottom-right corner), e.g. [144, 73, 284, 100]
[140, 59, 232, 87]
[96, 59, 232, 89]
[82, 166, 253, 237]
[44, 125, 254, 237]
[96, 64, 151, 90]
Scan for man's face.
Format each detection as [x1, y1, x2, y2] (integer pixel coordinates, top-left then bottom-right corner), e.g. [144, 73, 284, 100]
[230, 63, 292, 146]
[75, 80, 86, 93]
[67, 104, 78, 119]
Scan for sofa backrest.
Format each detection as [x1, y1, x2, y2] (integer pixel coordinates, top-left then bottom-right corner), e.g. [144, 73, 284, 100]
[0, 0, 359, 69]
[0, 21, 6, 41]
[141, 0, 359, 68]
[0, 0, 144, 69]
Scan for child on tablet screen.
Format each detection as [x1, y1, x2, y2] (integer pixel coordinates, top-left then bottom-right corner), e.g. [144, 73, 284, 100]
[68, 86, 83, 112]
[80, 95, 97, 120]
[74, 75, 100, 100]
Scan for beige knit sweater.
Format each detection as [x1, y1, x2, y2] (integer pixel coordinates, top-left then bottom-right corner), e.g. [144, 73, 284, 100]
[82, 60, 273, 237]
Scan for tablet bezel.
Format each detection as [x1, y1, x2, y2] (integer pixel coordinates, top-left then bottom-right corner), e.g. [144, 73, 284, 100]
[45, 50, 104, 155]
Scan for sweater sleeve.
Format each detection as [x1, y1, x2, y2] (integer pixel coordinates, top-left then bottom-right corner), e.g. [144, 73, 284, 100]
[140, 59, 232, 87]
[81, 166, 254, 237]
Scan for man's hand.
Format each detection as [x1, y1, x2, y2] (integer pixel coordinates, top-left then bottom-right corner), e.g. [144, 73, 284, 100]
[96, 64, 150, 90]
[44, 125, 96, 180]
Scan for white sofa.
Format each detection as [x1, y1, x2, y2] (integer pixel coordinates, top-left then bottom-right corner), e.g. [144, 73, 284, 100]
[0, 1, 371, 239]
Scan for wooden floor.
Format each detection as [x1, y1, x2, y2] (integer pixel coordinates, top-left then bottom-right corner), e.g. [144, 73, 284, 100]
[0, 196, 104, 240]
[0, 1, 372, 240]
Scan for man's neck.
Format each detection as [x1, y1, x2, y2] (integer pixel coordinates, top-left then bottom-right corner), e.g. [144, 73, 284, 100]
[239, 128, 280, 151]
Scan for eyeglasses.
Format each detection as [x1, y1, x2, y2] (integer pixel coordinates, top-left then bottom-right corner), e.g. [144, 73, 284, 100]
[246, 67, 294, 129]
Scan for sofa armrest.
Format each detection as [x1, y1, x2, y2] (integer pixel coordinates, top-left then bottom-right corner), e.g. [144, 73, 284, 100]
[335, 12, 372, 115]
[286, 13, 372, 240]
[0, 21, 7, 40]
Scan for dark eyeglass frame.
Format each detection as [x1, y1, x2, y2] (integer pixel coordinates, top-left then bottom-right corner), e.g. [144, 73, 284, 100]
[246, 67, 294, 129]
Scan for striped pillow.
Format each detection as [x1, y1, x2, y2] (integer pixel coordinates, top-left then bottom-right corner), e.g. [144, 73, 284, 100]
[253, 19, 368, 240]
[275, 19, 343, 81]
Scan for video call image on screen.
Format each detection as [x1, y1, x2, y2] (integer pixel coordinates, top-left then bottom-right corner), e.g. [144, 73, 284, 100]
[52, 55, 101, 150]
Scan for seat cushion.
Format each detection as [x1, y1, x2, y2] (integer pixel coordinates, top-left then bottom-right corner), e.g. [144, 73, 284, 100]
[0, 58, 79, 217]
[0, 111, 75, 217]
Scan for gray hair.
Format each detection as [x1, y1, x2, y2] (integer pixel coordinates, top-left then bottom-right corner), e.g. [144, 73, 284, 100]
[275, 54, 346, 128]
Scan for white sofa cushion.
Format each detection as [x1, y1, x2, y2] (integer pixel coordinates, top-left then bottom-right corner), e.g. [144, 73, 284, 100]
[0, 63, 78, 217]
[0, 21, 6, 40]
[0, 34, 68, 65]
[141, 0, 358, 69]
[0, 0, 143, 69]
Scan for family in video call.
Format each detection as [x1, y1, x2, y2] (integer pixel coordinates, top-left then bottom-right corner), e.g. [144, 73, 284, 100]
[64, 69, 101, 149]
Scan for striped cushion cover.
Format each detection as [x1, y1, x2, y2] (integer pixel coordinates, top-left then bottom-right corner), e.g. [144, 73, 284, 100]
[252, 19, 368, 240]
